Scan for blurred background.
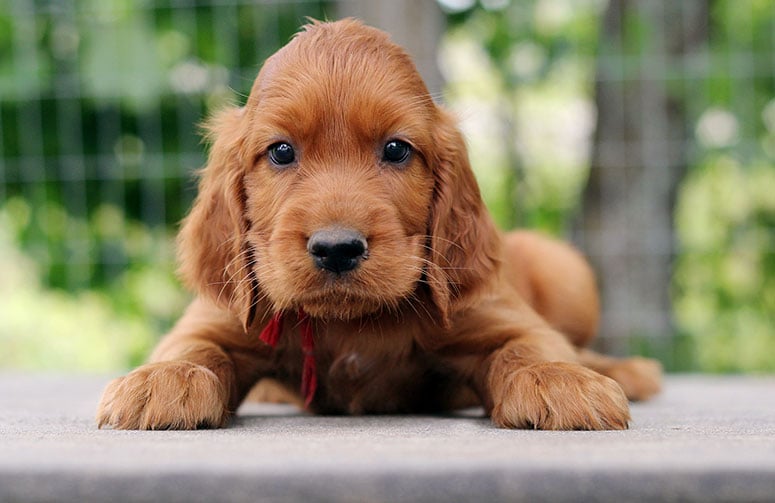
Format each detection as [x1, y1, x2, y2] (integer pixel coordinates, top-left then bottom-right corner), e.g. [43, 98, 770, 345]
[0, 0, 772, 373]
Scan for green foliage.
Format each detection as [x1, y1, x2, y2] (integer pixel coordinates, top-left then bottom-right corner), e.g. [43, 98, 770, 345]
[675, 157, 775, 371]
[0, 200, 189, 370]
[440, 0, 604, 234]
[671, 0, 775, 372]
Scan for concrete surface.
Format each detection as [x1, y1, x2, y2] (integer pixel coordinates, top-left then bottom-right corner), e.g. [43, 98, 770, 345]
[0, 373, 774, 502]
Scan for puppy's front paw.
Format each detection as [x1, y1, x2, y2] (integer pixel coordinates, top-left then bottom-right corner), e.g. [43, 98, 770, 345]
[96, 361, 229, 430]
[491, 362, 630, 430]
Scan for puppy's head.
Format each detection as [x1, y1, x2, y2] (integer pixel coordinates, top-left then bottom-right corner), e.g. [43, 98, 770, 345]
[179, 19, 499, 328]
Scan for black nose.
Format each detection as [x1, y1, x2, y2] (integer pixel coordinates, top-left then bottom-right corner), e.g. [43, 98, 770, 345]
[307, 228, 368, 275]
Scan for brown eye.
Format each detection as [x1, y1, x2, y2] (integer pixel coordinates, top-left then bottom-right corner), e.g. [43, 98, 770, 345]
[268, 142, 296, 166]
[382, 140, 412, 164]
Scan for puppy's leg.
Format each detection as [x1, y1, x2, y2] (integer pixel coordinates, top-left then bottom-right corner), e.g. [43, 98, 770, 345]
[578, 348, 662, 401]
[439, 306, 631, 430]
[486, 331, 630, 430]
[96, 299, 269, 430]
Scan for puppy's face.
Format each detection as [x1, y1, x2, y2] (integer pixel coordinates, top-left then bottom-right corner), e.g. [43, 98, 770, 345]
[240, 21, 437, 319]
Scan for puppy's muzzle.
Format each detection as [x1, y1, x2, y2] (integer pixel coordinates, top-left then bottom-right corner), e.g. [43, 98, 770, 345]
[307, 227, 369, 275]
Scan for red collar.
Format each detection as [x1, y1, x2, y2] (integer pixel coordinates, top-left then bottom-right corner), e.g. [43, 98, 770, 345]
[259, 310, 317, 408]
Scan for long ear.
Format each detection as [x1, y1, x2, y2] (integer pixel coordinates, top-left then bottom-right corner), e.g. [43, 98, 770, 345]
[177, 106, 258, 329]
[426, 110, 501, 326]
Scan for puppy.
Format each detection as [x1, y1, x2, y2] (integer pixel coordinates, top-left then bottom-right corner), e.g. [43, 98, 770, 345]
[97, 19, 661, 431]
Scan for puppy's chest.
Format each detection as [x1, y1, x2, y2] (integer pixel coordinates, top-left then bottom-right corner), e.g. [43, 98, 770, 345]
[269, 319, 441, 414]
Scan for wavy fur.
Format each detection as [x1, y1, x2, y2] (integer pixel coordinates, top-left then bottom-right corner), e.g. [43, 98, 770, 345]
[97, 19, 661, 431]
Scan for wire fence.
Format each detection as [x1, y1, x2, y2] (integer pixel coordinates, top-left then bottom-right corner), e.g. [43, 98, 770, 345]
[582, 0, 775, 368]
[0, 0, 333, 291]
[1, 0, 773, 372]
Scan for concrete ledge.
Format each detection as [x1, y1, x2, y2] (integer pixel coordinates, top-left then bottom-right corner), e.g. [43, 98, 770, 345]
[1, 373, 774, 502]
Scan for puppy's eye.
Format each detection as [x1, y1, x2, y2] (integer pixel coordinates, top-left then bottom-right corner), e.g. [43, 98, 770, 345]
[382, 140, 412, 164]
[268, 142, 296, 166]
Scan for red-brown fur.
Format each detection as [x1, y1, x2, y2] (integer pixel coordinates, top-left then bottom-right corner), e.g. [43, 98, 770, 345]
[97, 19, 661, 431]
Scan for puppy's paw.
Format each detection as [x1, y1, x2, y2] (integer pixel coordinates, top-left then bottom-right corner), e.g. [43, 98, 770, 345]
[491, 362, 630, 430]
[606, 357, 663, 401]
[96, 361, 229, 430]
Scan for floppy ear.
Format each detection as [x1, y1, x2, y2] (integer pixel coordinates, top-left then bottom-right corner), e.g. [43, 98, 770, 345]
[177, 106, 258, 330]
[426, 110, 501, 326]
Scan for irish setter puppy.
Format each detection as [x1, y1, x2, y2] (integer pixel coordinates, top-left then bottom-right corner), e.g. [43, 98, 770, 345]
[97, 19, 661, 431]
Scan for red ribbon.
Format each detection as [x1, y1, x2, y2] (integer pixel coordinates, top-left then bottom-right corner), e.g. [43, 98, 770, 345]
[259, 310, 317, 408]
[259, 312, 283, 347]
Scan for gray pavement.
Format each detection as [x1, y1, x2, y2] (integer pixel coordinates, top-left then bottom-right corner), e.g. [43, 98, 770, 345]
[1, 373, 774, 502]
